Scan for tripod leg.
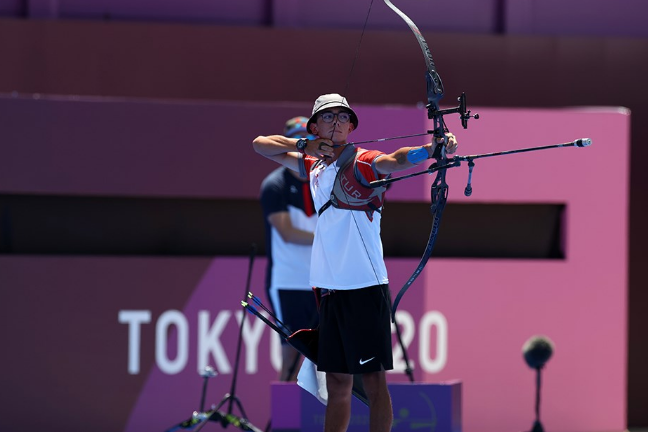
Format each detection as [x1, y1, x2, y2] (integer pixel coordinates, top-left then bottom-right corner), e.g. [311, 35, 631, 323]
[233, 395, 249, 421]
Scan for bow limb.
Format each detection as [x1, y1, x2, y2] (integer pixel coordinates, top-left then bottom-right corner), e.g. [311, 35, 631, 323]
[384, 0, 452, 320]
[391, 156, 449, 320]
[383, 0, 444, 111]
[391, 180, 448, 314]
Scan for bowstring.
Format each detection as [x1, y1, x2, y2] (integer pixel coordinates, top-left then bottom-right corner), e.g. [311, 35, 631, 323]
[342, 0, 375, 98]
[329, 0, 388, 302]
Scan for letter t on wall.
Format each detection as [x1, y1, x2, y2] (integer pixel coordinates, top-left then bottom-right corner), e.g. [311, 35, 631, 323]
[118, 310, 152, 374]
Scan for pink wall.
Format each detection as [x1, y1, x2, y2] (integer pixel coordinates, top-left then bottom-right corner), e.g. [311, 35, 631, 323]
[394, 107, 629, 431]
[0, 99, 629, 432]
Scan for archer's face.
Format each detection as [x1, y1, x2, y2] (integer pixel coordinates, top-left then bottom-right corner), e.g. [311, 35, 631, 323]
[310, 108, 355, 144]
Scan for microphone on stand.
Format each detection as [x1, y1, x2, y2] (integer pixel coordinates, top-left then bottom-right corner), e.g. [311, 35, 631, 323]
[522, 335, 555, 432]
[523, 336, 554, 369]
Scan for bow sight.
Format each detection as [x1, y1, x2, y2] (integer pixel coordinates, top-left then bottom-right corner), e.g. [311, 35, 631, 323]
[429, 92, 480, 130]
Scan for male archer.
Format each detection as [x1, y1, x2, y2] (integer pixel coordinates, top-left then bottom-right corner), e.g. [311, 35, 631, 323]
[253, 93, 457, 432]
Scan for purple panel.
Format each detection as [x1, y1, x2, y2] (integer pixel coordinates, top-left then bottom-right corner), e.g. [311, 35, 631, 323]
[0, 0, 22, 16]
[0, 94, 304, 198]
[295, 382, 462, 432]
[0, 256, 218, 432]
[273, 0, 499, 33]
[389, 383, 462, 432]
[27, 0, 58, 18]
[507, 0, 648, 38]
[271, 383, 301, 430]
[122, 258, 276, 432]
[58, 0, 267, 24]
[0, 95, 427, 200]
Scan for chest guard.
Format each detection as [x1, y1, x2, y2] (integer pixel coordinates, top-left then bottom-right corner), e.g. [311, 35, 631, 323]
[317, 148, 387, 221]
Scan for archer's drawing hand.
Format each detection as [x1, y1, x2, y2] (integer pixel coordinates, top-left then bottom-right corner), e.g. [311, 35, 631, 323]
[308, 138, 335, 160]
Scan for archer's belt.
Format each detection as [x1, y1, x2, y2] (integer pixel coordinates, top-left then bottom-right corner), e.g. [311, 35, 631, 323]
[320, 288, 336, 297]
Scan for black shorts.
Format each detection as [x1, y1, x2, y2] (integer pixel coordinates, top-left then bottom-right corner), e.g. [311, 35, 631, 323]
[277, 290, 319, 344]
[317, 284, 394, 374]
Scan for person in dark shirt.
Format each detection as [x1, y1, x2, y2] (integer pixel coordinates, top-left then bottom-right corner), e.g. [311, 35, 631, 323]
[260, 116, 318, 381]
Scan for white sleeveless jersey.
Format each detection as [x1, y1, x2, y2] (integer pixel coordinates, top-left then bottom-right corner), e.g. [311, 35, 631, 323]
[303, 147, 389, 290]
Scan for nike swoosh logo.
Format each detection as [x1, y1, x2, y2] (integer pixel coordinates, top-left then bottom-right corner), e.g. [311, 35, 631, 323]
[359, 357, 375, 365]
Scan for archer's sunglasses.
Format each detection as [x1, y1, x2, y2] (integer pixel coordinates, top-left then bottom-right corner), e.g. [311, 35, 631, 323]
[318, 111, 352, 124]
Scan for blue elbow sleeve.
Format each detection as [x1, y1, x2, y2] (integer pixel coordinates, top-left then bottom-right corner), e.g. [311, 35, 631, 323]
[406, 147, 429, 164]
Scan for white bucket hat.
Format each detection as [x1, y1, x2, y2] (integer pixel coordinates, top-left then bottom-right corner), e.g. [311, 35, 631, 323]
[306, 93, 359, 133]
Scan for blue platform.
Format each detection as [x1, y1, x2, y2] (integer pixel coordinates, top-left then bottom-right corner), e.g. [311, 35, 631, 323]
[271, 381, 462, 432]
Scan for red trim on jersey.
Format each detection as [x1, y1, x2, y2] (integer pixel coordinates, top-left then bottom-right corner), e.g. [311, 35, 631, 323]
[302, 149, 385, 182]
[303, 155, 318, 174]
[355, 149, 386, 183]
[302, 182, 315, 217]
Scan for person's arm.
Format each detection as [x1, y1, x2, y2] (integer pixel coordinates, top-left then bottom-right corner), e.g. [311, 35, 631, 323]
[253, 135, 335, 172]
[253, 135, 302, 171]
[267, 212, 314, 245]
[375, 133, 458, 174]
